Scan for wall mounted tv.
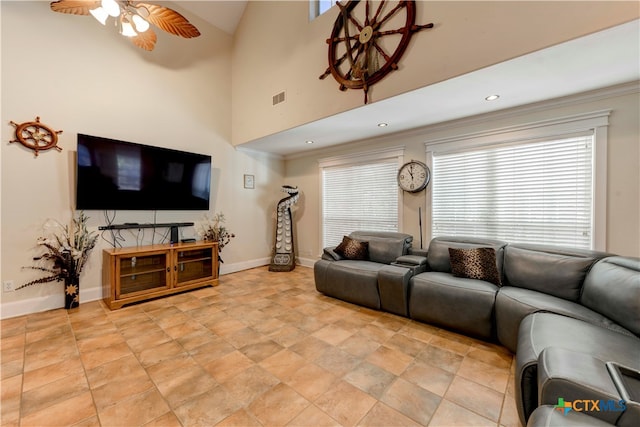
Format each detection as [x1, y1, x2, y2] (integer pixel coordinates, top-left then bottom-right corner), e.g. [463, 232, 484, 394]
[76, 134, 211, 210]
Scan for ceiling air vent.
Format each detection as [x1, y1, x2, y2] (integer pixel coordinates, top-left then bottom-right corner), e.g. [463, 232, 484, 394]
[272, 91, 286, 106]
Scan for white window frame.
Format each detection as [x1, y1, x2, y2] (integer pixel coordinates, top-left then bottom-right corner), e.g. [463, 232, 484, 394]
[425, 110, 610, 250]
[318, 147, 405, 252]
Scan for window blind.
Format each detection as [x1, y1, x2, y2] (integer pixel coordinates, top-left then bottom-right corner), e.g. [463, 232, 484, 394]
[432, 134, 594, 248]
[322, 160, 399, 247]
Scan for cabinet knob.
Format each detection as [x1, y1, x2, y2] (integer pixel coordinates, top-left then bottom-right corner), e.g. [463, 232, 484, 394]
[166, 267, 170, 273]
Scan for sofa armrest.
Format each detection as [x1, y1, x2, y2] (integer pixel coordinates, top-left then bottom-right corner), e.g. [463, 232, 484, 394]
[322, 247, 344, 261]
[394, 255, 427, 267]
[408, 247, 428, 258]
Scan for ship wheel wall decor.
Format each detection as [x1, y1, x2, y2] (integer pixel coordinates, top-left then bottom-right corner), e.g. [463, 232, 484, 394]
[319, 0, 433, 104]
[9, 117, 63, 157]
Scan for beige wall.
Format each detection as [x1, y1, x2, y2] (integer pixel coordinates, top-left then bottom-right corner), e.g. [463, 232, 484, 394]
[286, 87, 640, 259]
[0, 1, 284, 317]
[232, 1, 639, 146]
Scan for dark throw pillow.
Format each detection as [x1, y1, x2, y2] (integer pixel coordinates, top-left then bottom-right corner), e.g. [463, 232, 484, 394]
[448, 247, 502, 286]
[334, 236, 369, 260]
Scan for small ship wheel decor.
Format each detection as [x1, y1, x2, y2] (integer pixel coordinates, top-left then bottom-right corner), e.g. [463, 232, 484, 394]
[319, 0, 433, 104]
[9, 116, 63, 157]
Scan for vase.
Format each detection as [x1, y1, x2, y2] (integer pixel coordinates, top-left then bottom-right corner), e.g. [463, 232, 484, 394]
[64, 276, 80, 309]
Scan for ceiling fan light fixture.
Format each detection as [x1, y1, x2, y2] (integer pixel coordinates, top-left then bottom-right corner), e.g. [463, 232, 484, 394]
[89, 6, 109, 25]
[102, 0, 121, 17]
[131, 14, 150, 32]
[120, 18, 137, 37]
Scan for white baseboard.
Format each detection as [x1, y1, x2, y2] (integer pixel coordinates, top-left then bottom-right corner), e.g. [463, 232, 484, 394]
[1, 257, 314, 319]
[1, 285, 103, 320]
[296, 257, 317, 268]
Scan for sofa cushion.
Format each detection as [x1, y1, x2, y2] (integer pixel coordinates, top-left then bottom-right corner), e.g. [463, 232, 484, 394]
[503, 244, 607, 302]
[449, 247, 502, 286]
[495, 286, 633, 353]
[409, 271, 499, 339]
[314, 259, 383, 309]
[515, 313, 640, 425]
[581, 256, 640, 336]
[350, 231, 412, 264]
[335, 235, 369, 260]
[426, 236, 507, 273]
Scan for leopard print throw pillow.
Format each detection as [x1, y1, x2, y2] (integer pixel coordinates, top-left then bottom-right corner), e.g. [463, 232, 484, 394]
[335, 236, 369, 260]
[448, 247, 502, 286]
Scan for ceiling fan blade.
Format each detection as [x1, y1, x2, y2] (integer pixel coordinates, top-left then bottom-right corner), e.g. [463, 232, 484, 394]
[138, 3, 201, 39]
[50, 0, 101, 15]
[130, 28, 157, 51]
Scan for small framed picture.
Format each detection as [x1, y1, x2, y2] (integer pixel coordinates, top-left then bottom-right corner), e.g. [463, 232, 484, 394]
[244, 174, 255, 189]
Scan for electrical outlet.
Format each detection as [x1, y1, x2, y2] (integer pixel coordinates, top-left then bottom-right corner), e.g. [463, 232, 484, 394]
[3, 280, 15, 292]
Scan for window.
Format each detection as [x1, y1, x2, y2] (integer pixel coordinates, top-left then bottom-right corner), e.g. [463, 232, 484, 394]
[320, 148, 403, 248]
[310, 0, 334, 20]
[426, 110, 610, 250]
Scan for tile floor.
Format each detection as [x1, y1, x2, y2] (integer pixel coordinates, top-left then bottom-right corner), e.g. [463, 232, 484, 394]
[1, 266, 523, 426]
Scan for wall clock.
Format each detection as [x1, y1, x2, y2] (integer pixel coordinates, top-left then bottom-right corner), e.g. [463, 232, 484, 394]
[319, 0, 433, 104]
[9, 116, 63, 157]
[398, 160, 430, 193]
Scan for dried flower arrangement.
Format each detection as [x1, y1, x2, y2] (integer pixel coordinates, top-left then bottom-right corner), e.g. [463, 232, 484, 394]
[17, 211, 98, 308]
[195, 212, 235, 262]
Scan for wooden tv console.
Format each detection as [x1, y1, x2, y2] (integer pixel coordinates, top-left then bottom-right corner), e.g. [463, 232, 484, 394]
[103, 241, 218, 309]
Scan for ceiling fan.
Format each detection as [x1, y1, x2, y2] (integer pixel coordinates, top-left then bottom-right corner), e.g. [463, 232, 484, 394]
[50, 0, 201, 51]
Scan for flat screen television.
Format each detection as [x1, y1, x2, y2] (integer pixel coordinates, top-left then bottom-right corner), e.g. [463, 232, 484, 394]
[76, 134, 211, 210]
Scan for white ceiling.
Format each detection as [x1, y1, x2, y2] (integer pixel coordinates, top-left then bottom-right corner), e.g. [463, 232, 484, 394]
[175, 0, 248, 35]
[174, 1, 639, 158]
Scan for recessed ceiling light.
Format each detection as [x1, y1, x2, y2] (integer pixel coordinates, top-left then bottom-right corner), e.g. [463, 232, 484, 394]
[305, 140, 314, 144]
[485, 94, 500, 101]
[378, 123, 388, 127]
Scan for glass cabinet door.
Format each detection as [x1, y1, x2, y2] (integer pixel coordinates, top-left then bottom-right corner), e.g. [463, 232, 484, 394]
[116, 252, 170, 298]
[175, 247, 215, 285]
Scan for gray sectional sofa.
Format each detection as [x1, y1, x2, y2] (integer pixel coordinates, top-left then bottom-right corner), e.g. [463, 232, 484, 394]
[314, 233, 640, 427]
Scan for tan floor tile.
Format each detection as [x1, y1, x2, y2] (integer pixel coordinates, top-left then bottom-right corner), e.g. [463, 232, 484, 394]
[259, 348, 308, 382]
[286, 362, 338, 401]
[204, 350, 255, 383]
[428, 399, 495, 427]
[312, 324, 354, 345]
[142, 411, 183, 427]
[385, 332, 428, 357]
[145, 354, 200, 385]
[1, 374, 22, 425]
[344, 361, 396, 398]
[5, 266, 523, 427]
[23, 355, 85, 392]
[155, 366, 218, 408]
[315, 380, 377, 426]
[313, 345, 361, 376]
[287, 404, 341, 426]
[366, 345, 414, 376]
[221, 365, 280, 407]
[339, 332, 382, 358]
[239, 339, 284, 362]
[216, 409, 263, 427]
[21, 371, 89, 417]
[357, 402, 423, 427]
[79, 342, 133, 370]
[248, 383, 310, 426]
[137, 340, 187, 367]
[173, 385, 242, 426]
[20, 391, 96, 427]
[381, 377, 441, 425]
[445, 376, 504, 422]
[97, 388, 170, 426]
[402, 361, 455, 396]
[416, 344, 464, 374]
[457, 357, 510, 393]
